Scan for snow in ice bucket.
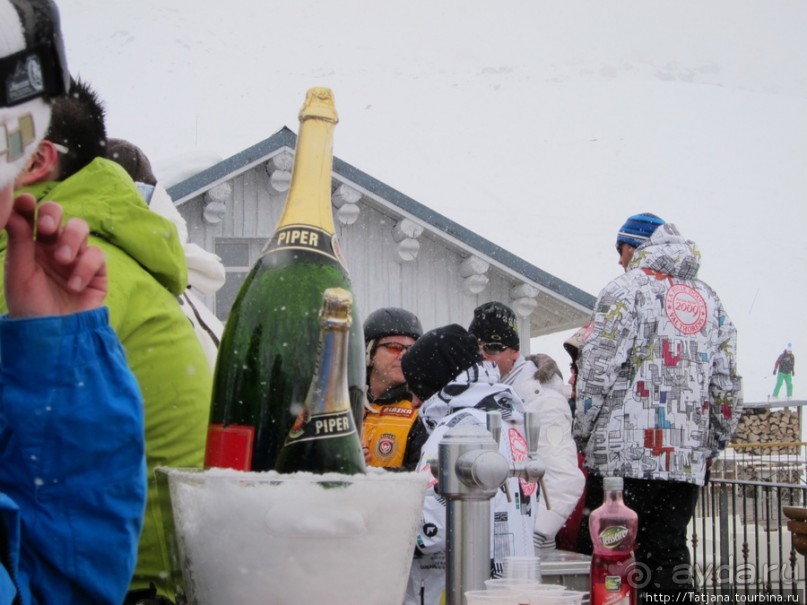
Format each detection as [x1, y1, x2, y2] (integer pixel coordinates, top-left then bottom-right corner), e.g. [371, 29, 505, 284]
[156, 466, 429, 605]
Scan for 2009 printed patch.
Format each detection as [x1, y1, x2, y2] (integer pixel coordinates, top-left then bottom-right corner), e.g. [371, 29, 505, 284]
[664, 284, 707, 335]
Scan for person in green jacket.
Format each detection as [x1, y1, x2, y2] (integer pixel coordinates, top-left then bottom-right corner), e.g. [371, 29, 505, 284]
[772, 343, 795, 400]
[3, 79, 212, 603]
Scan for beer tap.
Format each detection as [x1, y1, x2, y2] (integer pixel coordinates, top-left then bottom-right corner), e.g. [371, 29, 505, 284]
[432, 408, 547, 605]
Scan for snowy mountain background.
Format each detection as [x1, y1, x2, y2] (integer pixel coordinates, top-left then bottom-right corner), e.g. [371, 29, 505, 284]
[56, 0, 806, 404]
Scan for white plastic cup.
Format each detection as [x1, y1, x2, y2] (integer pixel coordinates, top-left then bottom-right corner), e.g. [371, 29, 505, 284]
[484, 579, 559, 592]
[465, 589, 522, 605]
[503, 555, 542, 580]
[520, 589, 588, 605]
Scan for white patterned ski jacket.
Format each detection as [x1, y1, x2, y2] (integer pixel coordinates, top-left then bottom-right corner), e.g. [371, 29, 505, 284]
[573, 223, 742, 486]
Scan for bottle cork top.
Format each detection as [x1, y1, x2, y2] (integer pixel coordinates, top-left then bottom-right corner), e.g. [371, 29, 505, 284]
[299, 87, 339, 124]
[603, 476, 623, 491]
[320, 287, 353, 326]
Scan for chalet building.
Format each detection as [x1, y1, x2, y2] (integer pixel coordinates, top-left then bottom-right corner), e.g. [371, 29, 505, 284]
[167, 127, 595, 352]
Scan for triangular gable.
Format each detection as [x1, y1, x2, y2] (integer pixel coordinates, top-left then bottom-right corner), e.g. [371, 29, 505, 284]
[168, 127, 595, 337]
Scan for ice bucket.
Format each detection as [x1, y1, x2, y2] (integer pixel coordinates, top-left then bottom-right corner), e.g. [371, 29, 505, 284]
[156, 466, 429, 605]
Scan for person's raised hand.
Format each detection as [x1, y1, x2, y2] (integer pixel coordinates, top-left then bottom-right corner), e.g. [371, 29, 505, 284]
[4, 194, 106, 317]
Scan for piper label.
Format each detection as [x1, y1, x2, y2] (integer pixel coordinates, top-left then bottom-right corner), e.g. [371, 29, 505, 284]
[263, 225, 337, 260]
[285, 409, 356, 445]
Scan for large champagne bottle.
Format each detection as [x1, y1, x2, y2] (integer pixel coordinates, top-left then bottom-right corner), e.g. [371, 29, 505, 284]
[275, 288, 365, 474]
[205, 87, 366, 472]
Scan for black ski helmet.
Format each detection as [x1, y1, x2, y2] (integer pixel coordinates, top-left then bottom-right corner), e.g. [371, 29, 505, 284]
[363, 307, 423, 344]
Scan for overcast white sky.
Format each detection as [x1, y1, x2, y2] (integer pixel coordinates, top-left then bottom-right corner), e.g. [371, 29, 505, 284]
[56, 0, 807, 403]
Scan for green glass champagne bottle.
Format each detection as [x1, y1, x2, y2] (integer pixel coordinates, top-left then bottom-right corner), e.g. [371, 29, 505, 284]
[274, 288, 366, 475]
[204, 87, 366, 472]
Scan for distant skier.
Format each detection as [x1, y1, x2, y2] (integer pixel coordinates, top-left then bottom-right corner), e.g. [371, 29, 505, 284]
[773, 343, 795, 400]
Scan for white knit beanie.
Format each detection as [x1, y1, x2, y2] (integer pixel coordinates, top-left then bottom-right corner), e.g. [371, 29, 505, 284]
[0, 0, 53, 189]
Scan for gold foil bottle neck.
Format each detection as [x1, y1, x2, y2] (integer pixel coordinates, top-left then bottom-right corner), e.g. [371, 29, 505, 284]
[299, 87, 339, 124]
[275, 87, 339, 236]
[320, 287, 352, 328]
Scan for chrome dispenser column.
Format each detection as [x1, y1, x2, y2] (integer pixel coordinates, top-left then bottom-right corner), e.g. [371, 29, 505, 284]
[434, 409, 546, 605]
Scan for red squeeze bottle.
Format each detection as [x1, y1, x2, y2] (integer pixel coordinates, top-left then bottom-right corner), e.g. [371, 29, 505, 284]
[589, 476, 639, 605]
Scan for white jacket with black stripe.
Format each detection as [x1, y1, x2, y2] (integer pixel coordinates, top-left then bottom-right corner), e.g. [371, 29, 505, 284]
[404, 362, 536, 605]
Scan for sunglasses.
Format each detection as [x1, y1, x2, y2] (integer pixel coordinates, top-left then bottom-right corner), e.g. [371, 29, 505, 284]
[376, 342, 412, 355]
[480, 343, 509, 354]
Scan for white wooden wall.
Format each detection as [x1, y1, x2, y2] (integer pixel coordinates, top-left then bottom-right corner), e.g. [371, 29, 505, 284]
[180, 163, 536, 352]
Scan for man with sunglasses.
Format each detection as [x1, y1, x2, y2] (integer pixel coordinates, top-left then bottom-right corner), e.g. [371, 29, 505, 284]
[468, 301, 583, 556]
[0, 1, 146, 602]
[574, 213, 742, 599]
[466, 302, 520, 378]
[361, 307, 426, 470]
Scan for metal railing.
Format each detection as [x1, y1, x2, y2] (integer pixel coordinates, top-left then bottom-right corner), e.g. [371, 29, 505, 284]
[690, 440, 807, 600]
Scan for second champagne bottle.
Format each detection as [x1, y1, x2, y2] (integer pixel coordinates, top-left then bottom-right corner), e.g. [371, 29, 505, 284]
[275, 287, 366, 474]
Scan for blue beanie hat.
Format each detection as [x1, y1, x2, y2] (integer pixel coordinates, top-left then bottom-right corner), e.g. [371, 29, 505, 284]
[616, 213, 666, 251]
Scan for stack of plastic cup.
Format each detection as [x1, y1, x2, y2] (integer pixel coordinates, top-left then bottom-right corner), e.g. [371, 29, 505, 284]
[464, 589, 522, 605]
[519, 589, 589, 605]
[503, 555, 542, 581]
[485, 579, 565, 593]
[485, 578, 540, 592]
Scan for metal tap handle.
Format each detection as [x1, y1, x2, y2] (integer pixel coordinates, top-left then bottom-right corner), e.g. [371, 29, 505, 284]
[486, 411, 512, 502]
[502, 479, 513, 503]
[524, 409, 551, 509]
[524, 409, 540, 456]
[487, 411, 502, 445]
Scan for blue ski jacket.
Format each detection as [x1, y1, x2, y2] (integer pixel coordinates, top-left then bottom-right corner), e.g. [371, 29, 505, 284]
[0, 308, 146, 605]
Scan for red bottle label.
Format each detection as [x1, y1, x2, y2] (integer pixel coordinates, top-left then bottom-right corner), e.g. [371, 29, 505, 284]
[590, 553, 636, 605]
[205, 424, 255, 470]
[591, 576, 631, 605]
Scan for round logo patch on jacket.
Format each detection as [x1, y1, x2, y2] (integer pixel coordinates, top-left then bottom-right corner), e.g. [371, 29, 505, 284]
[376, 433, 398, 459]
[507, 427, 537, 497]
[664, 284, 707, 335]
